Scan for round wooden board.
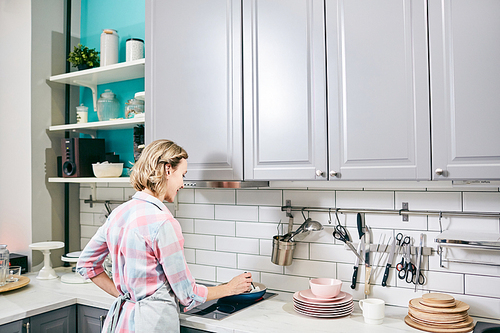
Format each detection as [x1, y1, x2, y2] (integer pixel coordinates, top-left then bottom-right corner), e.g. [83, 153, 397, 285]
[408, 308, 468, 324]
[405, 315, 475, 333]
[420, 299, 457, 308]
[409, 313, 473, 328]
[409, 298, 470, 313]
[0, 276, 30, 293]
[422, 293, 455, 304]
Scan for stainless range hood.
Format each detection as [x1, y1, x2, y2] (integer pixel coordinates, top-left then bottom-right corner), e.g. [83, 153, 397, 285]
[183, 181, 269, 188]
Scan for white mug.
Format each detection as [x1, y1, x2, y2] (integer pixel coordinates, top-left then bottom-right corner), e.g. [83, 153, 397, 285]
[359, 298, 385, 325]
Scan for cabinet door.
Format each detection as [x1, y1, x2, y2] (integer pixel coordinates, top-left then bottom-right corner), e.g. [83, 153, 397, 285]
[0, 319, 27, 333]
[30, 305, 76, 333]
[429, 0, 500, 180]
[146, 0, 243, 180]
[326, 0, 430, 180]
[77, 305, 107, 333]
[243, 0, 328, 180]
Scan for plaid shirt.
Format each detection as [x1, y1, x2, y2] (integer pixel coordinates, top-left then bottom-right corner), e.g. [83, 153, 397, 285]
[77, 191, 208, 332]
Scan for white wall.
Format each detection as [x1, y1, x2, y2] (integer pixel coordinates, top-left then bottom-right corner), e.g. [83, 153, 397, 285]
[79, 182, 500, 320]
[0, 0, 33, 256]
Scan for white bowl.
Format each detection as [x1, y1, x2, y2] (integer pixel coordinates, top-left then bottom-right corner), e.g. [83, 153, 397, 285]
[309, 278, 342, 298]
[92, 162, 123, 178]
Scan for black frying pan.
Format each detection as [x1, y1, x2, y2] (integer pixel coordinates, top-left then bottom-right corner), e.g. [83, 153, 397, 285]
[219, 282, 267, 303]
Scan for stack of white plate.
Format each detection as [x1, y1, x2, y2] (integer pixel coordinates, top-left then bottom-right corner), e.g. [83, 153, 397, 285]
[293, 289, 354, 318]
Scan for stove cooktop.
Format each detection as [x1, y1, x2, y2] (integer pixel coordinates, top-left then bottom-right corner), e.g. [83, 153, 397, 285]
[184, 288, 277, 320]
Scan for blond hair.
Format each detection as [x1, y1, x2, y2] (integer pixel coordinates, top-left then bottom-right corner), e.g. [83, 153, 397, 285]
[130, 139, 188, 197]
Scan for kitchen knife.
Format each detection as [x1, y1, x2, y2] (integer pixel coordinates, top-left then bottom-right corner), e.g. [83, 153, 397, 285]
[382, 236, 397, 287]
[357, 213, 365, 239]
[415, 233, 424, 292]
[364, 225, 372, 295]
[351, 238, 364, 289]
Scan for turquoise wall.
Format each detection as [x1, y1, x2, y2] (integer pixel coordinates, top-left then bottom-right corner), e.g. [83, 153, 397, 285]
[80, 0, 145, 169]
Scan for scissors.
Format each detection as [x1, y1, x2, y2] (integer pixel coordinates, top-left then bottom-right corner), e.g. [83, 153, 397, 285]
[396, 233, 411, 250]
[395, 242, 425, 285]
[332, 210, 364, 263]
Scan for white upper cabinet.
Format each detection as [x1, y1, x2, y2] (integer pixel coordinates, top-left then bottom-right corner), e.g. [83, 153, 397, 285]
[146, 0, 243, 180]
[243, 0, 328, 180]
[326, 0, 431, 180]
[429, 0, 500, 180]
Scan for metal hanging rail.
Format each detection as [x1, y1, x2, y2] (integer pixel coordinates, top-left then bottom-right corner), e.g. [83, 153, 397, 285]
[280, 205, 500, 219]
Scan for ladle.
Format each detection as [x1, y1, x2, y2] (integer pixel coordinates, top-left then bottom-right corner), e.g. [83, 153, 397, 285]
[283, 209, 324, 242]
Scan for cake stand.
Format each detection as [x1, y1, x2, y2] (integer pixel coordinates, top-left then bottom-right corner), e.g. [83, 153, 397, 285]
[60, 251, 91, 284]
[29, 241, 65, 279]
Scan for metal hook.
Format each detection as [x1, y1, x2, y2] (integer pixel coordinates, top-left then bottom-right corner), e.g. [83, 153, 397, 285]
[335, 208, 342, 226]
[301, 207, 307, 221]
[438, 211, 443, 233]
[328, 208, 332, 224]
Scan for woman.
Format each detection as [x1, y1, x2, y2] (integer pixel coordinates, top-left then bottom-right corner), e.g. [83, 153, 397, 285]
[77, 139, 252, 332]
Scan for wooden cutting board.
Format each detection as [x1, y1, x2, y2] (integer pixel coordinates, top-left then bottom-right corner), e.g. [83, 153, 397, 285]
[420, 299, 457, 308]
[409, 298, 470, 314]
[0, 276, 30, 293]
[422, 293, 456, 304]
[405, 315, 475, 333]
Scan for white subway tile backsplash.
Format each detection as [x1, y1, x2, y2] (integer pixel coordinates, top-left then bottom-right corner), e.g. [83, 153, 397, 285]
[195, 219, 235, 236]
[238, 254, 283, 274]
[183, 234, 215, 250]
[195, 189, 235, 204]
[216, 236, 259, 254]
[465, 275, 500, 298]
[177, 188, 194, 203]
[395, 191, 461, 211]
[124, 188, 136, 201]
[463, 192, 500, 213]
[284, 259, 336, 278]
[258, 206, 288, 223]
[184, 248, 195, 263]
[79, 184, 500, 320]
[336, 191, 394, 210]
[236, 221, 278, 239]
[424, 271, 464, 294]
[177, 218, 194, 233]
[176, 203, 214, 219]
[81, 225, 99, 238]
[196, 250, 237, 268]
[261, 272, 310, 293]
[187, 263, 216, 281]
[283, 190, 335, 208]
[216, 267, 261, 284]
[237, 190, 282, 206]
[215, 205, 258, 221]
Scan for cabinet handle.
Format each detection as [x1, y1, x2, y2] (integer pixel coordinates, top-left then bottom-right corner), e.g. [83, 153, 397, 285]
[315, 170, 324, 177]
[435, 168, 444, 176]
[23, 322, 30, 333]
[100, 315, 106, 330]
[329, 171, 339, 177]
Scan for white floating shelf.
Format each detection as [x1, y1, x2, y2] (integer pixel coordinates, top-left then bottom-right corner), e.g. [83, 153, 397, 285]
[49, 59, 145, 86]
[49, 117, 144, 133]
[48, 177, 131, 183]
[49, 59, 145, 111]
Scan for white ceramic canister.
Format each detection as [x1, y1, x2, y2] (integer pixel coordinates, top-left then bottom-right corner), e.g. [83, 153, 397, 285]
[126, 38, 144, 62]
[100, 29, 119, 66]
[76, 103, 88, 123]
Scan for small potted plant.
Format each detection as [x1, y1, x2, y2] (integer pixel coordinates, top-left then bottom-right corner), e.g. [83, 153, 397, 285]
[67, 43, 100, 70]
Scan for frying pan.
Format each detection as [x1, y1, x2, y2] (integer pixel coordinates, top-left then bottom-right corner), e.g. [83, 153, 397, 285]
[219, 282, 267, 303]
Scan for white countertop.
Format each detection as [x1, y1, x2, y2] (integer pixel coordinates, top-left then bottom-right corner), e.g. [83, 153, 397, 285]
[1, 268, 497, 332]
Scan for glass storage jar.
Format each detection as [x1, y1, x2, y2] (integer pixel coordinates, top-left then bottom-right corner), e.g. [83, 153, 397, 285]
[97, 89, 120, 121]
[0, 244, 9, 286]
[125, 98, 145, 119]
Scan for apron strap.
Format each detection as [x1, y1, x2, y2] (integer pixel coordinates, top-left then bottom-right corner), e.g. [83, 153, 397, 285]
[107, 292, 135, 333]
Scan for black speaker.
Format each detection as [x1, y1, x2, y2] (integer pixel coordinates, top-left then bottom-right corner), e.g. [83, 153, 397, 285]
[61, 138, 105, 177]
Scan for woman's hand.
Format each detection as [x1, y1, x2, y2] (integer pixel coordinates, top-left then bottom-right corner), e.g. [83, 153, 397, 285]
[226, 272, 252, 296]
[205, 272, 253, 301]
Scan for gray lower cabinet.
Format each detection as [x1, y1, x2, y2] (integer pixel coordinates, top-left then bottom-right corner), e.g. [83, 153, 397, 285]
[180, 327, 213, 333]
[77, 305, 107, 333]
[429, 0, 500, 180]
[243, 0, 328, 180]
[326, 0, 431, 181]
[0, 306, 76, 333]
[146, 0, 243, 181]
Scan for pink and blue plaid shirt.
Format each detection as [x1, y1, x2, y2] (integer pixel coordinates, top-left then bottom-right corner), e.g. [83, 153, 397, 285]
[77, 191, 208, 332]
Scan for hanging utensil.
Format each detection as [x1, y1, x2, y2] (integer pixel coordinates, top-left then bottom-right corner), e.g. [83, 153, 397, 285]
[364, 225, 372, 295]
[283, 208, 323, 242]
[415, 233, 425, 291]
[382, 235, 398, 287]
[333, 210, 364, 263]
[351, 212, 365, 289]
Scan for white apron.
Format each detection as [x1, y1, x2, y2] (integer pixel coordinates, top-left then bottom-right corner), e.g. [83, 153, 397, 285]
[106, 282, 180, 333]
